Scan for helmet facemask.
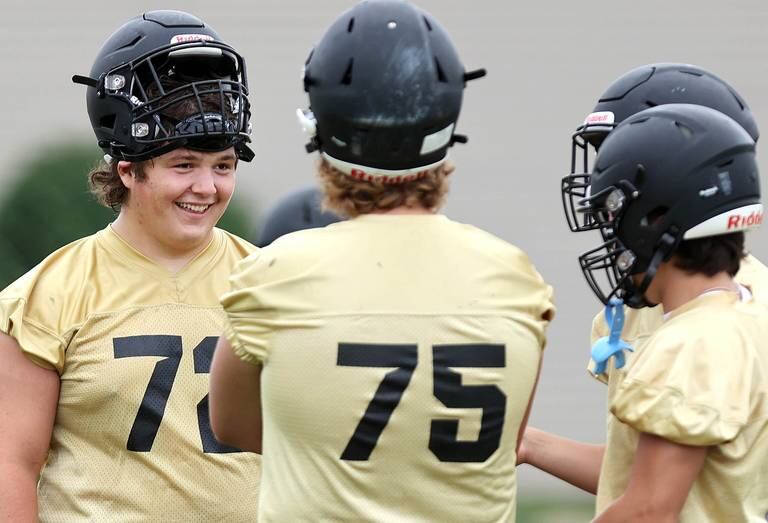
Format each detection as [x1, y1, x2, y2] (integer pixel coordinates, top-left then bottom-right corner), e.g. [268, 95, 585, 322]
[576, 181, 669, 308]
[117, 42, 250, 161]
[561, 117, 616, 232]
[76, 37, 253, 162]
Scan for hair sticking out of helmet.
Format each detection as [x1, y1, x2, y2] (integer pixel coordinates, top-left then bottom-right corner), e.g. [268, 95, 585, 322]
[562, 63, 759, 233]
[298, 0, 485, 183]
[74, 10, 254, 162]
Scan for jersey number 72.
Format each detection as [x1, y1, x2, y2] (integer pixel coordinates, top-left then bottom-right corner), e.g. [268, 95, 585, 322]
[114, 335, 239, 454]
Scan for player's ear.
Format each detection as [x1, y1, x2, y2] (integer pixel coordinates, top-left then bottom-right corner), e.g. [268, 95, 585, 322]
[117, 161, 137, 188]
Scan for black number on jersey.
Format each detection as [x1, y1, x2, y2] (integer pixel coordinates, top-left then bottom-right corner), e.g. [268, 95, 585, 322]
[429, 344, 506, 462]
[337, 343, 507, 463]
[193, 337, 240, 453]
[114, 335, 240, 454]
[337, 343, 418, 460]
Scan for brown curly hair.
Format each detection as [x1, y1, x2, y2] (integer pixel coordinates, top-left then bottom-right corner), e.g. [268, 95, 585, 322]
[88, 160, 148, 210]
[317, 159, 452, 218]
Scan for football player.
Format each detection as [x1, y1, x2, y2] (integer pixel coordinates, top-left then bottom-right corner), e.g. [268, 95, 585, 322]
[518, 64, 768, 509]
[580, 103, 766, 521]
[0, 11, 261, 521]
[209, 1, 554, 520]
[255, 185, 342, 247]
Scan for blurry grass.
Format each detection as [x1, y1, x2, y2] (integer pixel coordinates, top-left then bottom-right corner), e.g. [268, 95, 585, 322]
[518, 498, 593, 523]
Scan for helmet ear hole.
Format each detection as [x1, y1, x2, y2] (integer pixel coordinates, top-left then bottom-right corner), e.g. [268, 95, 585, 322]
[641, 206, 670, 228]
[99, 114, 116, 131]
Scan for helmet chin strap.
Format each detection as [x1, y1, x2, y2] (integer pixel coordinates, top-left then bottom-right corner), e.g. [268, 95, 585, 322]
[623, 232, 677, 308]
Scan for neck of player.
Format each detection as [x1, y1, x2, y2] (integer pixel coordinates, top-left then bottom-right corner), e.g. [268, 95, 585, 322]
[111, 210, 212, 274]
[371, 204, 434, 215]
[646, 260, 739, 314]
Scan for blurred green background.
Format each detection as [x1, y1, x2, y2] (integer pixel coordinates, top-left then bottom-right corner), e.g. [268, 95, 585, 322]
[518, 498, 593, 523]
[0, 143, 254, 288]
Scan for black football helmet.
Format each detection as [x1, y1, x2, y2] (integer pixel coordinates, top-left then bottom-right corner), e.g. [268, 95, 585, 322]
[297, 0, 485, 183]
[562, 63, 758, 232]
[255, 186, 343, 247]
[73, 10, 253, 162]
[578, 104, 761, 308]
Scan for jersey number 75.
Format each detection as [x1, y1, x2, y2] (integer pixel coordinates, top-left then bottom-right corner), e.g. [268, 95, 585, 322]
[338, 343, 506, 463]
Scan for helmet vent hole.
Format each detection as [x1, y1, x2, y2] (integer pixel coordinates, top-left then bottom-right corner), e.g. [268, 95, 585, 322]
[674, 121, 694, 141]
[728, 88, 745, 111]
[341, 58, 354, 85]
[347, 17, 355, 32]
[99, 114, 116, 130]
[118, 34, 143, 51]
[434, 57, 447, 83]
[423, 16, 433, 31]
[644, 100, 657, 108]
[717, 159, 734, 168]
[679, 68, 703, 77]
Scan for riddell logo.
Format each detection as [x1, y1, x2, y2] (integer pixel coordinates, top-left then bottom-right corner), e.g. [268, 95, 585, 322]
[349, 169, 428, 184]
[587, 114, 610, 123]
[170, 34, 215, 44]
[584, 111, 615, 125]
[727, 210, 763, 229]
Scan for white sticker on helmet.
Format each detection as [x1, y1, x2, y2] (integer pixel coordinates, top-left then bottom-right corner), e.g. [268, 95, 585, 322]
[296, 108, 317, 137]
[170, 34, 215, 45]
[420, 123, 455, 155]
[169, 47, 223, 59]
[683, 203, 763, 239]
[583, 111, 615, 125]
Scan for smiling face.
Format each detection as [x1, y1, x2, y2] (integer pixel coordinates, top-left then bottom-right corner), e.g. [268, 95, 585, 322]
[116, 147, 237, 258]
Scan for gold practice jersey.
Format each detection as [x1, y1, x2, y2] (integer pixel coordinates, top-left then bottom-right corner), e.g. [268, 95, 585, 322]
[0, 226, 261, 522]
[590, 255, 768, 520]
[222, 214, 554, 523]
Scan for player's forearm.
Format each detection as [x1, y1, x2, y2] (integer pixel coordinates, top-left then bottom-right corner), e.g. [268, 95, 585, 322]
[0, 464, 39, 522]
[519, 426, 604, 494]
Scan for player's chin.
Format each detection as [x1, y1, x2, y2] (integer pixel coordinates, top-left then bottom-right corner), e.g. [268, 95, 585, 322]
[173, 211, 221, 241]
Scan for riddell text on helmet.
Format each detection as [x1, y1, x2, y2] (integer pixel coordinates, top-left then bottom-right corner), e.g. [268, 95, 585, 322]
[349, 168, 429, 184]
[170, 34, 215, 45]
[728, 210, 763, 229]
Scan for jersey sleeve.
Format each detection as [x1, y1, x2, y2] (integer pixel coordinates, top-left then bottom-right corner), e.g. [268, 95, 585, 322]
[609, 322, 755, 446]
[0, 274, 68, 372]
[505, 247, 555, 349]
[220, 252, 271, 365]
